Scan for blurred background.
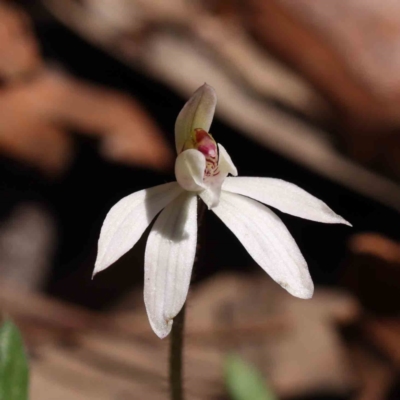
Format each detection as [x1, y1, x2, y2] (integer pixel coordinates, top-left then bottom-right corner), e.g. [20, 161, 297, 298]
[0, 0, 400, 398]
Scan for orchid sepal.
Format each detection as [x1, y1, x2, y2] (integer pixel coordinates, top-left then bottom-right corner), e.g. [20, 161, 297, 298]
[174, 83, 216, 154]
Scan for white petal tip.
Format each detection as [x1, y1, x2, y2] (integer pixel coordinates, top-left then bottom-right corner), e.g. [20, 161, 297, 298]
[201, 82, 215, 92]
[331, 215, 352, 227]
[289, 286, 314, 300]
[151, 319, 173, 339]
[298, 290, 314, 300]
[92, 267, 99, 280]
[321, 205, 352, 226]
[315, 209, 352, 226]
[92, 260, 108, 278]
[278, 279, 314, 300]
[91, 266, 102, 279]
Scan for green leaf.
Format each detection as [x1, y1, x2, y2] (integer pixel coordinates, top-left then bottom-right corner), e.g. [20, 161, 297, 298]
[0, 320, 29, 400]
[224, 354, 277, 400]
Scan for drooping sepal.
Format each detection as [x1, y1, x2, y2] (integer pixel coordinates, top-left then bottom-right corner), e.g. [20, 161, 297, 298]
[144, 193, 198, 338]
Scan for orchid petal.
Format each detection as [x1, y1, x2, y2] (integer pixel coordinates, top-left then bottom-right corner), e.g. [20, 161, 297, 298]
[200, 144, 238, 209]
[144, 193, 197, 338]
[175, 84, 217, 154]
[94, 182, 183, 276]
[218, 144, 238, 177]
[175, 149, 206, 191]
[223, 177, 351, 225]
[212, 191, 314, 299]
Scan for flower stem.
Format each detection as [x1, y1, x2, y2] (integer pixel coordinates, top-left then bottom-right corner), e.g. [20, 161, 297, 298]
[169, 200, 206, 400]
[170, 304, 186, 400]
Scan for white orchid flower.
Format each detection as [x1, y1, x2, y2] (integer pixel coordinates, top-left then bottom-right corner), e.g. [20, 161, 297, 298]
[94, 83, 350, 339]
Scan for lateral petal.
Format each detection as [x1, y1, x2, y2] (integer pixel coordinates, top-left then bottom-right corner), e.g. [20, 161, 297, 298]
[200, 143, 238, 209]
[144, 193, 198, 339]
[223, 177, 351, 225]
[94, 182, 183, 276]
[175, 149, 206, 191]
[218, 144, 238, 177]
[212, 191, 314, 299]
[175, 84, 217, 154]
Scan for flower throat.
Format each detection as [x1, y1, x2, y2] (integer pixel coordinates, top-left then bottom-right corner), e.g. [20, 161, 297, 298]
[184, 128, 219, 177]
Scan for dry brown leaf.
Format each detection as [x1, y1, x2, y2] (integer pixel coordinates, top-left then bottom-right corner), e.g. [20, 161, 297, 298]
[0, 3, 173, 174]
[0, 68, 173, 174]
[18, 69, 174, 171]
[0, 84, 72, 173]
[237, 0, 400, 163]
[0, 3, 42, 81]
